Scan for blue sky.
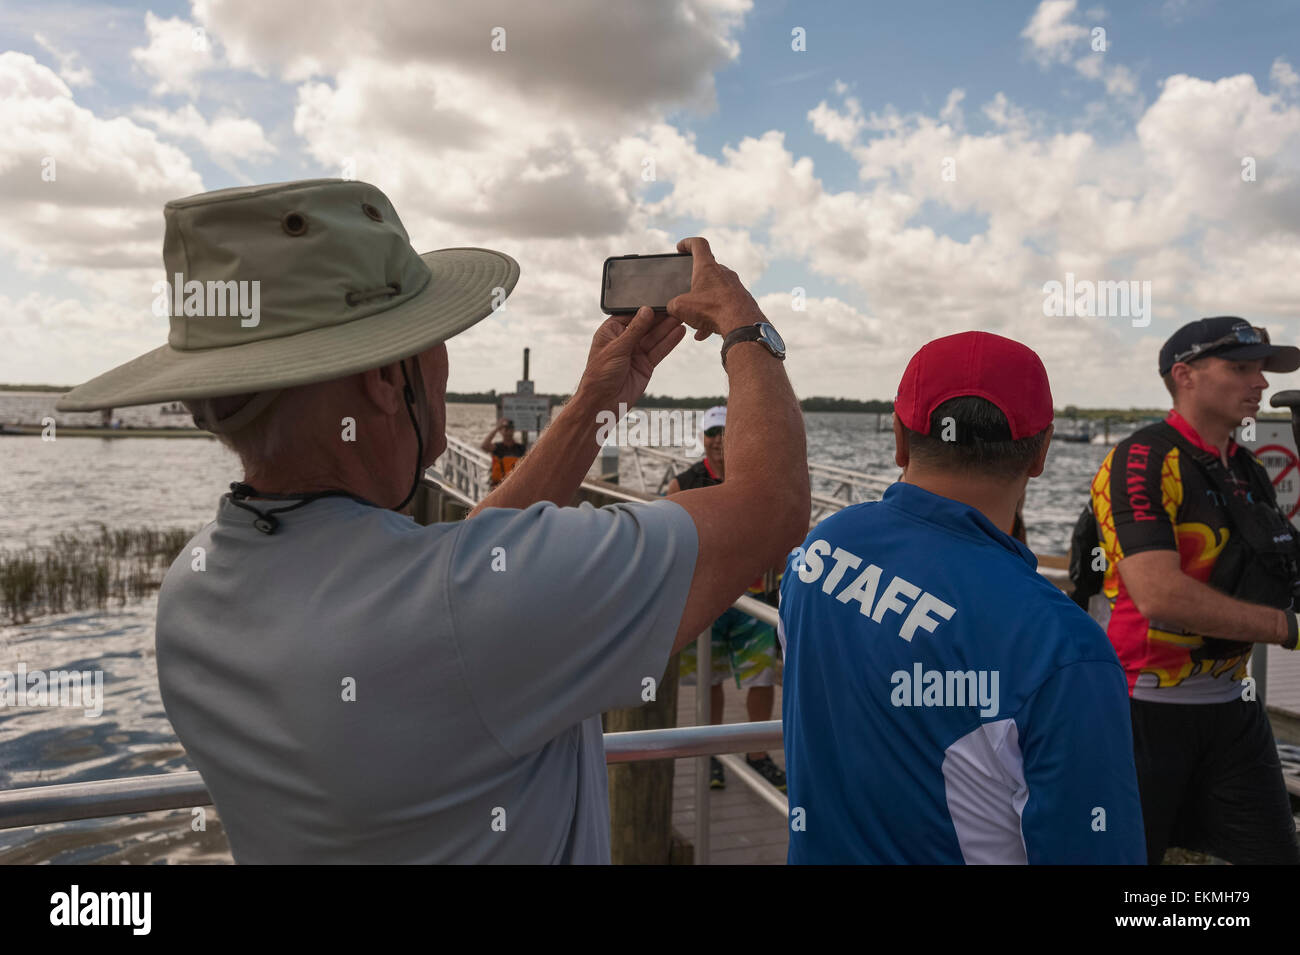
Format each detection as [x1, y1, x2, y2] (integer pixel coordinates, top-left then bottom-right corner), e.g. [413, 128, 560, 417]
[1, 0, 1298, 405]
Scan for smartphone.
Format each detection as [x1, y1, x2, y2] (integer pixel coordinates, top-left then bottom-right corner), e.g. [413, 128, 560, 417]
[600, 252, 692, 314]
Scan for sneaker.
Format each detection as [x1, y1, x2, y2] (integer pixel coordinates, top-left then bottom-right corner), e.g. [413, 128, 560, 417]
[746, 755, 787, 793]
[709, 757, 726, 790]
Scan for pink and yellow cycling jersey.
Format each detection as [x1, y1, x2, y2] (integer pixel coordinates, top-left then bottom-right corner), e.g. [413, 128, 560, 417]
[1090, 411, 1260, 702]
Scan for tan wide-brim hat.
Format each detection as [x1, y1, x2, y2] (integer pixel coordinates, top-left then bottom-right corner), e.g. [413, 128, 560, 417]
[57, 178, 519, 411]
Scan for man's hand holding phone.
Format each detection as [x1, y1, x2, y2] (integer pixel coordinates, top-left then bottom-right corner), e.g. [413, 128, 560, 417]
[578, 306, 684, 414]
[578, 235, 768, 413]
[665, 237, 766, 343]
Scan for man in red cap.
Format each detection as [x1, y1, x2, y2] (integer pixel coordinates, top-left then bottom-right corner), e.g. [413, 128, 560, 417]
[779, 331, 1145, 863]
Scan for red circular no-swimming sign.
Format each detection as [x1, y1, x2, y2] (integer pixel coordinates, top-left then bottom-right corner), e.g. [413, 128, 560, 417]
[1256, 443, 1300, 520]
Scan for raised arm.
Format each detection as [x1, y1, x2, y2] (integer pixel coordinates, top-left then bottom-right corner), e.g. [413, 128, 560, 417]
[480, 420, 502, 453]
[468, 309, 687, 517]
[662, 237, 810, 653]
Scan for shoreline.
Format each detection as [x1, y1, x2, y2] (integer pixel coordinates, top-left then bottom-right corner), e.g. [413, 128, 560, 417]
[0, 425, 211, 439]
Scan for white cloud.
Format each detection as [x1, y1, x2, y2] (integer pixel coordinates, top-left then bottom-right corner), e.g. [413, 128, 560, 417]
[808, 97, 865, 149]
[1102, 63, 1138, 97]
[939, 89, 966, 127]
[0, 0, 760, 395]
[1022, 0, 1141, 109]
[32, 32, 93, 87]
[291, 61, 633, 239]
[5, 0, 1300, 410]
[982, 92, 1032, 133]
[132, 104, 276, 166]
[645, 71, 1300, 404]
[1272, 57, 1300, 95]
[196, 0, 748, 116]
[0, 49, 204, 381]
[1021, 0, 1089, 67]
[130, 12, 218, 97]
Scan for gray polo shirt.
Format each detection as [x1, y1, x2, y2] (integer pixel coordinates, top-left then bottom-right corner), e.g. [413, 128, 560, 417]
[155, 494, 698, 863]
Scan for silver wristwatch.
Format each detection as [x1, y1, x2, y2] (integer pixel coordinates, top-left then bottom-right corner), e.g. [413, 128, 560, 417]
[721, 322, 786, 369]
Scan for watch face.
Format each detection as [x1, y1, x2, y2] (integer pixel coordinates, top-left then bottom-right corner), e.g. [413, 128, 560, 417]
[758, 323, 786, 355]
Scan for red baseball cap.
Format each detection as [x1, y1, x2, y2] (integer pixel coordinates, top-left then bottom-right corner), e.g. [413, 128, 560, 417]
[894, 331, 1053, 440]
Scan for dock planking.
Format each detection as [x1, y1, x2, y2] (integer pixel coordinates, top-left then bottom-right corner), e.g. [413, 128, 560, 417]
[672, 680, 790, 865]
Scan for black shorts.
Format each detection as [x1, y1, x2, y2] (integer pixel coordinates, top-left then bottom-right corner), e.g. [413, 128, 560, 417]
[1129, 697, 1300, 865]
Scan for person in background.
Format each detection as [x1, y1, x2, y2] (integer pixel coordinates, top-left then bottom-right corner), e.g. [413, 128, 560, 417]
[781, 331, 1145, 864]
[482, 417, 527, 488]
[665, 405, 788, 793]
[1090, 316, 1300, 864]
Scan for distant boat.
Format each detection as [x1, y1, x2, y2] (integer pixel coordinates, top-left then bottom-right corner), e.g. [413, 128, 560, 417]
[1056, 422, 1092, 443]
[159, 402, 188, 415]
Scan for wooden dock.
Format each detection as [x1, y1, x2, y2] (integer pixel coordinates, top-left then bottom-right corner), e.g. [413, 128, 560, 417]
[672, 679, 789, 865]
[1260, 647, 1300, 800]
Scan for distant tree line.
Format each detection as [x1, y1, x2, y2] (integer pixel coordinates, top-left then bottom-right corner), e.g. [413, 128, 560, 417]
[0, 383, 72, 393]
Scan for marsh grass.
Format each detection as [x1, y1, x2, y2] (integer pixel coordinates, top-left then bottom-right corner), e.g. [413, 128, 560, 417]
[0, 524, 199, 623]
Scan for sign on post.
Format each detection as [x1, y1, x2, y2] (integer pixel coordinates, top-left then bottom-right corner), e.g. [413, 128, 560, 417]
[501, 394, 550, 438]
[1240, 420, 1300, 523]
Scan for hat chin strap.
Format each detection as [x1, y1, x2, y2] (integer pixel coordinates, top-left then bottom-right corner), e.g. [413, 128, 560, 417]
[395, 357, 426, 513]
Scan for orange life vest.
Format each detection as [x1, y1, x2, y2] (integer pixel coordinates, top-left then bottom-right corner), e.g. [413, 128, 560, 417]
[490, 442, 526, 485]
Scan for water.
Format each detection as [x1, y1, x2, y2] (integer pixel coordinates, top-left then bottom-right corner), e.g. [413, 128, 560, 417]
[0, 395, 504, 548]
[0, 392, 1117, 862]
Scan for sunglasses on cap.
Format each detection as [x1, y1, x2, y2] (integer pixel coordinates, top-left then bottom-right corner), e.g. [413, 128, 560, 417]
[1171, 325, 1269, 365]
[703, 426, 724, 438]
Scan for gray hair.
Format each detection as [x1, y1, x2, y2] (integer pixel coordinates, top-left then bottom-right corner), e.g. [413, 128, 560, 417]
[183, 391, 285, 468]
[183, 358, 431, 474]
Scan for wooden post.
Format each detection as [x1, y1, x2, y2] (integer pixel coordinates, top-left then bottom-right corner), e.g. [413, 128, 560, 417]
[603, 653, 680, 864]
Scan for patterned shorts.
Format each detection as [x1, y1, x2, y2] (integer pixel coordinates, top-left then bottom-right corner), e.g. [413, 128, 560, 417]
[679, 606, 777, 689]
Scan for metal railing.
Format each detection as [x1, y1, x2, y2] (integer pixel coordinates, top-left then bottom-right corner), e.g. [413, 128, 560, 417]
[807, 460, 894, 522]
[0, 721, 786, 859]
[435, 436, 494, 503]
[0, 591, 788, 861]
[621, 445, 895, 514]
[624, 445, 688, 496]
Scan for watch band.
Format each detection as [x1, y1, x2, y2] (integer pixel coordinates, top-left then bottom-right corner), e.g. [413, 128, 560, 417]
[720, 324, 783, 370]
[1285, 611, 1298, 650]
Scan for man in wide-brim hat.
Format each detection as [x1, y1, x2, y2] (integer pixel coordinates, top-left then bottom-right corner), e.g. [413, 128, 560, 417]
[58, 178, 810, 863]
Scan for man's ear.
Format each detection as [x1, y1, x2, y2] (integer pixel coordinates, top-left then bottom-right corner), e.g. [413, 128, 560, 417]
[359, 361, 406, 415]
[1027, 423, 1054, 479]
[1170, 362, 1195, 399]
[892, 413, 909, 470]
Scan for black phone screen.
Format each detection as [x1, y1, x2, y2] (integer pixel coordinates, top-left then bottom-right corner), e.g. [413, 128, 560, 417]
[601, 253, 692, 313]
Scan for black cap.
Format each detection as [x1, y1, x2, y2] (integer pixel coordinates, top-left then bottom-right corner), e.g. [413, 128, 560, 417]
[1158, 316, 1300, 376]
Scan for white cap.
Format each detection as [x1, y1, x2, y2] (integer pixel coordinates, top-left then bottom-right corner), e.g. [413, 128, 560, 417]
[700, 405, 727, 433]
